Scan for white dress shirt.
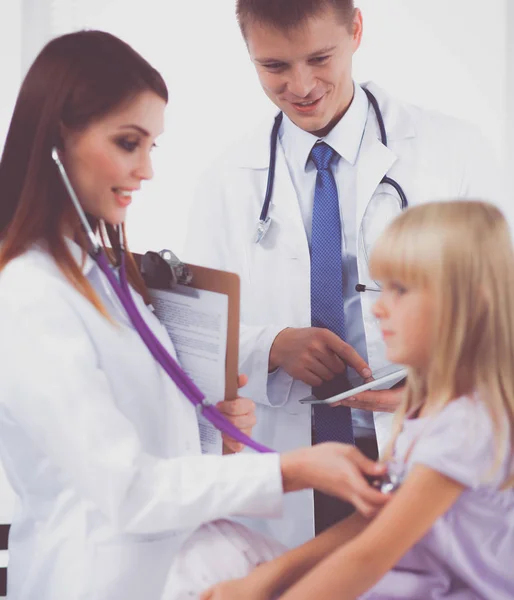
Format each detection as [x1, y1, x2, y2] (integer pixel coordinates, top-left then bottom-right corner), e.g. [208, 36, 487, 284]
[279, 83, 375, 438]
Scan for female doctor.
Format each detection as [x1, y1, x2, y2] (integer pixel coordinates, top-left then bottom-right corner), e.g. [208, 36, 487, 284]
[0, 30, 389, 600]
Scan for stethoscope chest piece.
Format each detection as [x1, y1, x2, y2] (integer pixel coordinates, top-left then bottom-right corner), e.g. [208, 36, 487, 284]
[254, 217, 271, 243]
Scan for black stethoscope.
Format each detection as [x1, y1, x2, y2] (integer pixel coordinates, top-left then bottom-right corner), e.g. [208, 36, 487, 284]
[255, 88, 408, 245]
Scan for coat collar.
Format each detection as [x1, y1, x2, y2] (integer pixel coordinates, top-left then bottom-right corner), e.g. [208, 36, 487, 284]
[65, 238, 97, 276]
[234, 82, 416, 170]
[32, 238, 98, 277]
[280, 82, 369, 170]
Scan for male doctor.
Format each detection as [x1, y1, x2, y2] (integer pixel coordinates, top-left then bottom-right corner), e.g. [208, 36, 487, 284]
[185, 0, 506, 548]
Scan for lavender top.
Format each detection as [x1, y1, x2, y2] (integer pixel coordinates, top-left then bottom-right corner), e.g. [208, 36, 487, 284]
[361, 395, 514, 599]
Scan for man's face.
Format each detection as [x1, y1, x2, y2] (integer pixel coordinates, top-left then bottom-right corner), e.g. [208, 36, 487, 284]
[246, 7, 362, 137]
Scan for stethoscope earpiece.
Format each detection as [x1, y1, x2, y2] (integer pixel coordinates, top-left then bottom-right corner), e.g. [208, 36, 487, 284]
[355, 284, 381, 293]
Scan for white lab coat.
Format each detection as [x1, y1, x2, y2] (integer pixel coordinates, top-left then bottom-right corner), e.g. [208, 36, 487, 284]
[0, 241, 284, 600]
[185, 82, 507, 549]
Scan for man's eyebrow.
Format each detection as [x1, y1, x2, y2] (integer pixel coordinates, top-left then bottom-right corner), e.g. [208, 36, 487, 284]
[118, 124, 149, 136]
[255, 45, 337, 64]
[254, 56, 286, 64]
[307, 45, 337, 57]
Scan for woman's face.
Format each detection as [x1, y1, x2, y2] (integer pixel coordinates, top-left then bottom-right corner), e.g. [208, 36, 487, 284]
[60, 90, 166, 226]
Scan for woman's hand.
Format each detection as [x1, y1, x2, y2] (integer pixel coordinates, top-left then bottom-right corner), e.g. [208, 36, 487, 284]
[281, 443, 390, 518]
[216, 374, 257, 453]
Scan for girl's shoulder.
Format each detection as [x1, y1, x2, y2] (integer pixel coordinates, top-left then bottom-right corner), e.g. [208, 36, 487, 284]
[402, 394, 511, 489]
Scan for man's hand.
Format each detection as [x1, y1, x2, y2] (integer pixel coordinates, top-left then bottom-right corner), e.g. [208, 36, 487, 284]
[217, 374, 257, 454]
[281, 443, 390, 518]
[330, 385, 405, 413]
[269, 327, 371, 386]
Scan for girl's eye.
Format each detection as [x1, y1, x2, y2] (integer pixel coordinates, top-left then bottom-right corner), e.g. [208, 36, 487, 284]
[116, 138, 139, 152]
[391, 282, 408, 295]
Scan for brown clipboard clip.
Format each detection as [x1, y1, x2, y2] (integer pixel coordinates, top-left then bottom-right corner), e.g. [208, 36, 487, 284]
[139, 248, 193, 289]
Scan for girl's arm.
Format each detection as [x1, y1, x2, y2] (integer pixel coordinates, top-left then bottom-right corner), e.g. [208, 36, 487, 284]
[201, 512, 370, 600]
[249, 512, 370, 595]
[279, 464, 465, 600]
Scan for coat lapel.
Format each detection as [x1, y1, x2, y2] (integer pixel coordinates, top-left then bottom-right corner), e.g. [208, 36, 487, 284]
[355, 82, 417, 238]
[236, 116, 309, 262]
[355, 116, 398, 235]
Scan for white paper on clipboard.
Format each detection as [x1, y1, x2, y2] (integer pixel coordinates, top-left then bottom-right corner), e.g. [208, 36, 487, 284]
[149, 285, 228, 455]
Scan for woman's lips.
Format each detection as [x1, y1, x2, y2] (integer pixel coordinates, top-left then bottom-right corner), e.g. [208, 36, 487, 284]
[113, 189, 132, 207]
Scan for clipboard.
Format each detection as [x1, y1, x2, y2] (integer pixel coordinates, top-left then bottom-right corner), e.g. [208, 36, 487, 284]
[133, 249, 240, 401]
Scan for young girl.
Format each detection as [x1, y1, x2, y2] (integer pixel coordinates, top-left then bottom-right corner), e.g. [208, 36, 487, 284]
[202, 200, 514, 599]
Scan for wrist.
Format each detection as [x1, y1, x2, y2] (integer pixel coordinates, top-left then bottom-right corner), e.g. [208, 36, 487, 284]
[269, 328, 288, 372]
[245, 564, 278, 596]
[280, 448, 311, 493]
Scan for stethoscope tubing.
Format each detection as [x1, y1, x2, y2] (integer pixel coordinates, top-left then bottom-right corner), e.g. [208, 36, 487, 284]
[52, 147, 274, 454]
[259, 87, 408, 230]
[97, 249, 274, 453]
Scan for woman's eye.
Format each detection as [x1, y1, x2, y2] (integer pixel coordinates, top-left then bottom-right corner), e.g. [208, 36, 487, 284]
[116, 138, 139, 152]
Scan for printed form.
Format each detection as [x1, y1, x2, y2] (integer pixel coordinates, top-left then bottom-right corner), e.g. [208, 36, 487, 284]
[150, 285, 229, 455]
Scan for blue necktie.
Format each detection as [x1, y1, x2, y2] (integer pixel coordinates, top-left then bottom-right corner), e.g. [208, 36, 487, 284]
[310, 142, 354, 446]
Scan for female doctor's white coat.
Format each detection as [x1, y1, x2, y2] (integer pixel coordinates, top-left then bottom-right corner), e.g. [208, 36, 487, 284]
[0, 241, 284, 600]
[185, 82, 508, 549]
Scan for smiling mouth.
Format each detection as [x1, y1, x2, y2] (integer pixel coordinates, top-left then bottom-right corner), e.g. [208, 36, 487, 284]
[112, 188, 133, 207]
[290, 96, 323, 113]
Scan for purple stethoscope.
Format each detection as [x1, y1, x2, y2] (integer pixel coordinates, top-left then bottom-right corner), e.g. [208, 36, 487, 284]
[51, 148, 273, 454]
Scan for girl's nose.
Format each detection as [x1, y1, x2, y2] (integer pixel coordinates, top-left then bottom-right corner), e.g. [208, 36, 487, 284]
[372, 294, 386, 319]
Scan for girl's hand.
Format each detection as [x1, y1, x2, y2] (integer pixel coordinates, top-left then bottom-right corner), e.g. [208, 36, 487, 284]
[200, 577, 269, 600]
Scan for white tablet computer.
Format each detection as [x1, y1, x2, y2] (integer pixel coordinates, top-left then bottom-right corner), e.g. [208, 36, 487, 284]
[299, 365, 408, 405]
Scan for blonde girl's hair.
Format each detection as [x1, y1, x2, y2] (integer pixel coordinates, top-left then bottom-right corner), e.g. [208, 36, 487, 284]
[369, 200, 514, 488]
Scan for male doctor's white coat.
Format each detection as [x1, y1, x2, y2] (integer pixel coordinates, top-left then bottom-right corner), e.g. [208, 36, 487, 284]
[185, 83, 507, 549]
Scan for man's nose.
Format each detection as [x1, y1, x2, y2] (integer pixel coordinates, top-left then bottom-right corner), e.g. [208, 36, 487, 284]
[287, 65, 316, 98]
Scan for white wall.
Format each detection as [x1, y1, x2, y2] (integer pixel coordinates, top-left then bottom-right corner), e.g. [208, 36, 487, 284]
[354, 0, 506, 163]
[507, 0, 514, 179]
[17, 0, 509, 257]
[0, 1, 21, 156]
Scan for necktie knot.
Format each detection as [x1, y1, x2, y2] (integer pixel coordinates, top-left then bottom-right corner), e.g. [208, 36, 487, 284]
[310, 142, 338, 171]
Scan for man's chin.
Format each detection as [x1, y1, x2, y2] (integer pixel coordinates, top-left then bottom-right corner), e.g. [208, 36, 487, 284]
[286, 113, 329, 136]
